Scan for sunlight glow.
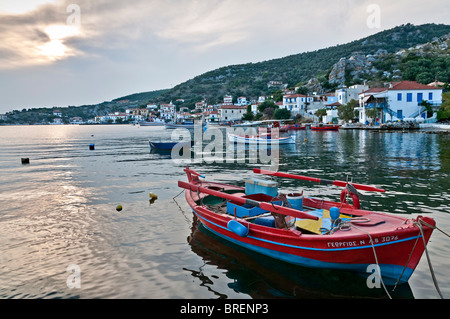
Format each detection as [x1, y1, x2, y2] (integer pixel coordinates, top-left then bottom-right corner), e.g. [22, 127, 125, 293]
[37, 25, 81, 61]
[0, 0, 57, 14]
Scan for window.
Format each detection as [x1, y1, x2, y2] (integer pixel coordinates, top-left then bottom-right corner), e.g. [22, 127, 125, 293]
[429, 92, 433, 101]
[406, 93, 412, 102]
[417, 93, 423, 103]
[397, 93, 402, 101]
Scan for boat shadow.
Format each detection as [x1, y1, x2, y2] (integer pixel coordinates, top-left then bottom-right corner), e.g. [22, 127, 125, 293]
[186, 216, 415, 299]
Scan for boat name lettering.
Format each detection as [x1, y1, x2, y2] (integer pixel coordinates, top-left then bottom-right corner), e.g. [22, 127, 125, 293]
[327, 241, 358, 248]
[327, 235, 399, 248]
[381, 235, 398, 242]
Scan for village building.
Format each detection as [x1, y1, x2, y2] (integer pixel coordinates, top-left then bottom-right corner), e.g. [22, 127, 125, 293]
[159, 102, 176, 121]
[95, 112, 129, 124]
[322, 102, 342, 124]
[358, 81, 443, 124]
[282, 93, 314, 114]
[69, 117, 84, 124]
[223, 95, 233, 105]
[195, 100, 207, 110]
[236, 97, 249, 106]
[218, 105, 246, 122]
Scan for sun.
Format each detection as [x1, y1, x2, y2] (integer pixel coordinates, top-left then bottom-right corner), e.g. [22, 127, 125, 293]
[37, 25, 81, 61]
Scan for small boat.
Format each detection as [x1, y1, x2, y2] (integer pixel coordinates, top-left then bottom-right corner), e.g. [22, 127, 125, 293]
[149, 140, 193, 151]
[178, 167, 435, 285]
[231, 121, 262, 128]
[139, 121, 165, 126]
[286, 124, 307, 131]
[165, 121, 206, 129]
[227, 133, 295, 145]
[311, 124, 340, 131]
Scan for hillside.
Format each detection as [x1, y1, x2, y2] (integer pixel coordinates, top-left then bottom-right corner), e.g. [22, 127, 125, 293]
[154, 23, 450, 106]
[2, 23, 450, 125]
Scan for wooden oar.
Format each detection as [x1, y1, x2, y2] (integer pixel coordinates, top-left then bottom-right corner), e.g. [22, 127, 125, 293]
[178, 181, 319, 220]
[253, 168, 386, 193]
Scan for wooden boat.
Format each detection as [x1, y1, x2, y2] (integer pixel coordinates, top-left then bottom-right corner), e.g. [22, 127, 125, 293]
[178, 167, 436, 285]
[165, 122, 206, 129]
[149, 140, 193, 151]
[311, 124, 340, 131]
[227, 133, 295, 145]
[139, 121, 165, 126]
[286, 124, 307, 131]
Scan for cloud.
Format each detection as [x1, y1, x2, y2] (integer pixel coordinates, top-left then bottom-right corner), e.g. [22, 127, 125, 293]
[0, 0, 449, 113]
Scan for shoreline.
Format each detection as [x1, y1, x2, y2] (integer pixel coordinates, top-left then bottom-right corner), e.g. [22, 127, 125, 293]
[340, 123, 450, 133]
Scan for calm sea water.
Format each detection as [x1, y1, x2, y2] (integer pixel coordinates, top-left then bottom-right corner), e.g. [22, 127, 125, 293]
[0, 124, 449, 299]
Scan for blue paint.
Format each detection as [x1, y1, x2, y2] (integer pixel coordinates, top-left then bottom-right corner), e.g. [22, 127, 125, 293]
[227, 220, 249, 237]
[194, 211, 418, 283]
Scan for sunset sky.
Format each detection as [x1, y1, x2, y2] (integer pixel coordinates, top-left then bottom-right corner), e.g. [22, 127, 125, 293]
[0, 0, 449, 113]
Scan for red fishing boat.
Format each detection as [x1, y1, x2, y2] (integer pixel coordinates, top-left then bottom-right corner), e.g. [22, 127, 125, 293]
[311, 124, 340, 131]
[286, 124, 307, 131]
[178, 167, 435, 286]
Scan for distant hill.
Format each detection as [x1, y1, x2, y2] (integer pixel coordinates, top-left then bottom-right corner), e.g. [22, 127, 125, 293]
[151, 23, 450, 107]
[112, 89, 169, 103]
[3, 23, 450, 125]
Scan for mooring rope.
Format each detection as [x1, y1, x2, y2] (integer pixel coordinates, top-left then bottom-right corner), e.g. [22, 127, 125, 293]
[414, 218, 444, 299]
[349, 222, 392, 299]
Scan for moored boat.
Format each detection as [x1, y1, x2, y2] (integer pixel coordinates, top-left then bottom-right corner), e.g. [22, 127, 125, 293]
[311, 124, 340, 131]
[149, 140, 193, 151]
[178, 167, 436, 285]
[286, 124, 307, 131]
[165, 123, 206, 129]
[139, 121, 165, 126]
[227, 133, 295, 145]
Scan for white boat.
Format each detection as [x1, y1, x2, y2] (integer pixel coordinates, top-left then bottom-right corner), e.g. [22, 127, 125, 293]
[227, 133, 295, 145]
[139, 121, 165, 126]
[165, 122, 206, 129]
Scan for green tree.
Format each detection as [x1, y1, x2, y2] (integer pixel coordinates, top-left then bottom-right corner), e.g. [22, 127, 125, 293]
[315, 109, 327, 122]
[273, 108, 291, 120]
[338, 99, 359, 122]
[437, 92, 450, 121]
[258, 100, 278, 113]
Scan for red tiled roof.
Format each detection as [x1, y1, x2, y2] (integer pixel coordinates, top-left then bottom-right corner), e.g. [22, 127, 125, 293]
[326, 102, 342, 107]
[388, 81, 442, 90]
[218, 105, 246, 109]
[361, 88, 386, 94]
[283, 93, 307, 98]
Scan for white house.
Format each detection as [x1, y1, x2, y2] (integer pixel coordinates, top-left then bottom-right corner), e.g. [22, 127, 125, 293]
[236, 97, 248, 106]
[53, 110, 62, 117]
[322, 102, 342, 124]
[160, 103, 176, 120]
[358, 88, 388, 124]
[218, 105, 246, 122]
[203, 110, 219, 122]
[358, 81, 443, 123]
[336, 84, 369, 105]
[69, 117, 84, 124]
[195, 100, 207, 110]
[385, 81, 442, 121]
[282, 93, 314, 114]
[223, 95, 233, 105]
[95, 112, 128, 123]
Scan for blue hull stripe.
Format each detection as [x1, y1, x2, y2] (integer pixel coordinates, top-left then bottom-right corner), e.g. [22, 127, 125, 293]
[194, 211, 416, 283]
[194, 211, 421, 252]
